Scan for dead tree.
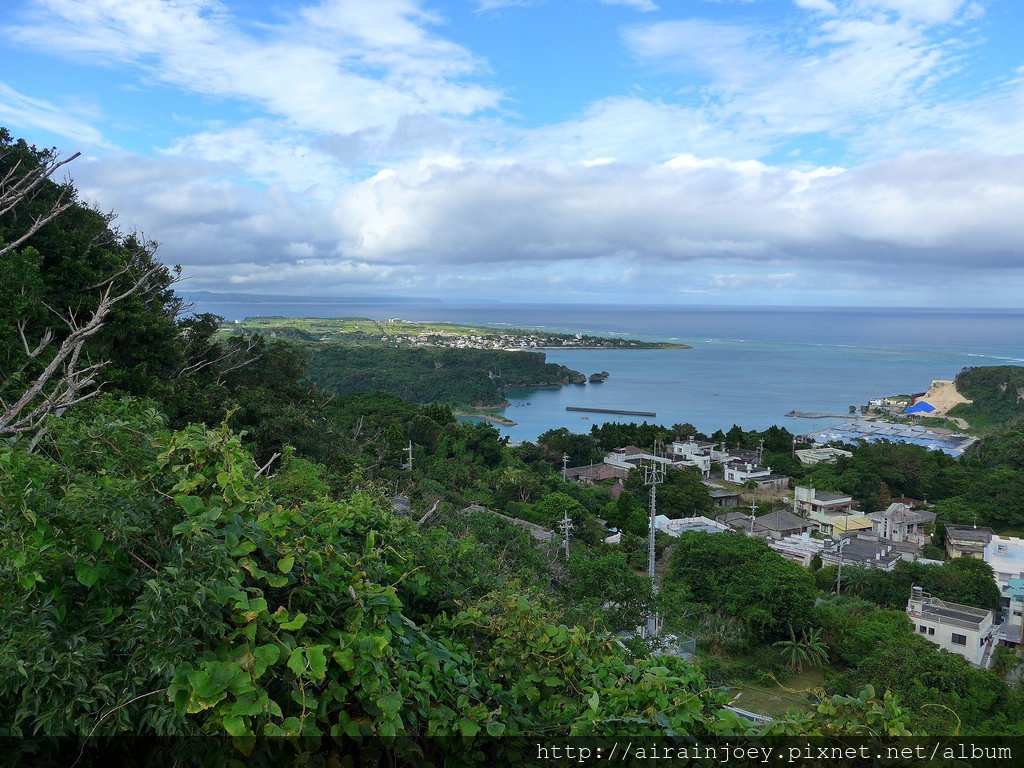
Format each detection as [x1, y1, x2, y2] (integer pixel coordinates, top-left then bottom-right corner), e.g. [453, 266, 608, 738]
[0, 147, 164, 448]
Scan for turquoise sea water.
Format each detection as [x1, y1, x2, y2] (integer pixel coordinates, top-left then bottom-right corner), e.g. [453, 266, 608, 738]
[189, 296, 1024, 442]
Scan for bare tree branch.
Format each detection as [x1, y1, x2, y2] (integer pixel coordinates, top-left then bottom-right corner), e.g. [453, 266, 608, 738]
[0, 258, 165, 444]
[0, 150, 80, 258]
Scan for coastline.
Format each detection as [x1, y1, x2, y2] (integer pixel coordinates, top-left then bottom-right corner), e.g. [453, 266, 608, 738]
[453, 407, 518, 427]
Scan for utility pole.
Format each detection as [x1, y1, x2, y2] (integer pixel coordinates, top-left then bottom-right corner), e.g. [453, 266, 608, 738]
[644, 445, 665, 638]
[562, 453, 570, 482]
[403, 440, 413, 471]
[835, 537, 847, 594]
[559, 510, 573, 558]
[747, 500, 759, 536]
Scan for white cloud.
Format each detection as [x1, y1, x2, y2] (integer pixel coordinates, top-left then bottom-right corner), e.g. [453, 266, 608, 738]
[0, 81, 110, 147]
[794, 0, 838, 15]
[5, 0, 501, 137]
[600, 0, 659, 12]
[620, 0, 1012, 158]
[852, 0, 969, 24]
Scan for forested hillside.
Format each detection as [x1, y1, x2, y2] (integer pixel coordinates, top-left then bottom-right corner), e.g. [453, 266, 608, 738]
[951, 366, 1024, 431]
[304, 345, 584, 407]
[8, 128, 1024, 764]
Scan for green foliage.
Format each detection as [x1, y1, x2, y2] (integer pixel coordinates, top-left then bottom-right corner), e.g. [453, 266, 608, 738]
[537, 427, 604, 467]
[830, 634, 1008, 735]
[667, 532, 817, 643]
[773, 626, 828, 673]
[589, 421, 677, 452]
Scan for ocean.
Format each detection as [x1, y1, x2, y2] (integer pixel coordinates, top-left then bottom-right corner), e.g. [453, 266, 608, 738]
[190, 295, 1024, 442]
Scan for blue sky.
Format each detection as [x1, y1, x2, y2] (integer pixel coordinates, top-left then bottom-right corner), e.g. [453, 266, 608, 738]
[2, 0, 1024, 306]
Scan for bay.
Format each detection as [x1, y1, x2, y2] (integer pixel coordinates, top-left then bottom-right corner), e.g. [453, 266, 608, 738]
[188, 295, 1024, 442]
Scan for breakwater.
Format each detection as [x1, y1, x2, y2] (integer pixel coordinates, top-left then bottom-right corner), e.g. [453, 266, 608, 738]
[566, 406, 657, 417]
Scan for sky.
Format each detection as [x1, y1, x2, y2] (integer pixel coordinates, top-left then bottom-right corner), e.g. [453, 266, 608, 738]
[2, 0, 1024, 307]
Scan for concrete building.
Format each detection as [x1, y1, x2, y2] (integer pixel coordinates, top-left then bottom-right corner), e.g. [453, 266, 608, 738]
[769, 533, 826, 568]
[871, 502, 936, 549]
[795, 447, 853, 465]
[944, 524, 994, 560]
[604, 446, 675, 470]
[670, 437, 714, 478]
[984, 535, 1024, 618]
[708, 489, 741, 508]
[656, 515, 731, 537]
[1000, 578, 1024, 646]
[722, 462, 789, 490]
[716, 509, 809, 540]
[906, 587, 995, 667]
[793, 485, 856, 517]
[819, 534, 902, 571]
[565, 462, 631, 486]
[808, 511, 874, 536]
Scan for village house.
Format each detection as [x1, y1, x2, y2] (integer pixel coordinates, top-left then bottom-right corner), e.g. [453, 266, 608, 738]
[655, 515, 731, 537]
[793, 485, 856, 517]
[906, 586, 995, 668]
[565, 462, 630, 486]
[1000, 579, 1024, 647]
[670, 437, 714, 478]
[707, 488, 741, 508]
[722, 461, 790, 490]
[819, 534, 902, 571]
[769, 533, 826, 568]
[603, 446, 676, 470]
[716, 509, 808, 540]
[944, 524, 994, 560]
[984, 535, 1024, 619]
[807, 511, 874, 537]
[794, 446, 853, 465]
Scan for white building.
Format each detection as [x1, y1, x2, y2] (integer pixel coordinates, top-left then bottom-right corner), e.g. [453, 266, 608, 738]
[793, 485, 855, 517]
[795, 447, 853, 465]
[670, 437, 714, 478]
[769, 533, 826, 568]
[906, 587, 995, 667]
[723, 462, 788, 489]
[871, 502, 935, 549]
[655, 515, 730, 537]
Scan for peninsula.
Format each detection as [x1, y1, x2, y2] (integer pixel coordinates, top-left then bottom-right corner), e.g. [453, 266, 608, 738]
[225, 316, 690, 351]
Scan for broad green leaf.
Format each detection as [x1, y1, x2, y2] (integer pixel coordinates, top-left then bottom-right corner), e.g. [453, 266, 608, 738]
[74, 558, 100, 588]
[306, 645, 328, 681]
[287, 648, 306, 677]
[377, 691, 403, 717]
[85, 531, 104, 552]
[223, 715, 248, 737]
[485, 721, 506, 737]
[278, 555, 295, 574]
[459, 718, 480, 739]
[280, 613, 307, 631]
[176, 495, 206, 515]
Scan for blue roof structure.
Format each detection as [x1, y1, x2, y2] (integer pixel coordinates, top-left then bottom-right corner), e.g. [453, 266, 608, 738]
[805, 419, 976, 457]
[906, 401, 936, 414]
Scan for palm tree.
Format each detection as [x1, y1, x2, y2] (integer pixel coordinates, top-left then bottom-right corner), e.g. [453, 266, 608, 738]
[774, 626, 829, 673]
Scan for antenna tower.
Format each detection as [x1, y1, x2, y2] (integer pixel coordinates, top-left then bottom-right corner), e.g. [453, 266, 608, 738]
[644, 442, 666, 637]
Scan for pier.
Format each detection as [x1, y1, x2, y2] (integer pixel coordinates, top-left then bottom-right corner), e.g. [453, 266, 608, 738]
[786, 411, 852, 419]
[567, 406, 656, 417]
